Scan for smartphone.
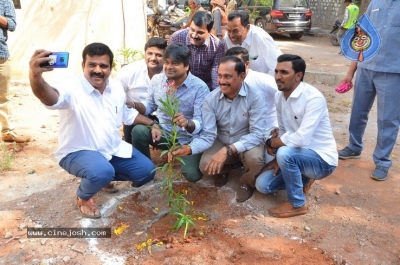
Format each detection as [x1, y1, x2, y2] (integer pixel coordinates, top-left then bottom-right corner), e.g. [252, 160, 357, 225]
[40, 52, 69, 68]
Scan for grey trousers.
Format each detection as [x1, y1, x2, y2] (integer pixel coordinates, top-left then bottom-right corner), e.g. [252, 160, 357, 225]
[347, 68, 400, 168]
[199, 138, 264, 187]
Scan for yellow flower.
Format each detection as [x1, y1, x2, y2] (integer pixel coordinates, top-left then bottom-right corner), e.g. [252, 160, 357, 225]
[113, 223, 129, 235]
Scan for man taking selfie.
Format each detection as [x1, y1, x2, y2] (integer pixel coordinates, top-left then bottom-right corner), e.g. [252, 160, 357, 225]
[29, 43, 157, 219]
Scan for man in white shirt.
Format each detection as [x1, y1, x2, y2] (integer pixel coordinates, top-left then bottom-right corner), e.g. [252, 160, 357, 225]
[256, 54, 338, 218]
[28, 43, 160, 219]
[224, 10, 282, 76]
[116, 37, 167, 144]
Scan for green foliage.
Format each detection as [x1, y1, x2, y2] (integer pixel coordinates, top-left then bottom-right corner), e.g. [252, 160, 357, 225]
[157, 91, 195, 238]
[250, 0, 273, 20]
[113, 45, 143, 70]
[0, 143, 15, 171]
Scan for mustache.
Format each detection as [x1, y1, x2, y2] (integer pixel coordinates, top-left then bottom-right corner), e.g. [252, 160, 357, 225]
[219, 83, 230, 87]
[91, 72, 104, 78]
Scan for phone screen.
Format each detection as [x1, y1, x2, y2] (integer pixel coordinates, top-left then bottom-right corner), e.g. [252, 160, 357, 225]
[40, 52, 69, 68]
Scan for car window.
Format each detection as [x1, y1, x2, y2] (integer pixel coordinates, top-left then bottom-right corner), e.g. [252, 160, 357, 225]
[280, 0, 308, 8]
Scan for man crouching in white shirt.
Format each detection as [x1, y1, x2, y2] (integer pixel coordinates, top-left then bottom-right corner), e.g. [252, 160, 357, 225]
[256, 54, 338, 218]
[28, 43, 160, 219]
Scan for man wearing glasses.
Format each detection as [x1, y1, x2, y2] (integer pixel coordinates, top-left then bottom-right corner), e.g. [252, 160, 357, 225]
[224, 10, 282, 76]
[169, 11, 225, 91]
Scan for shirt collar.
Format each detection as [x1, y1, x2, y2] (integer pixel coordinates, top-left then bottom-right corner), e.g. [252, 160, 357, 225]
[219, 82, 247, 99]
[242, 25, 253, 47]
[287, 82, 305, 99]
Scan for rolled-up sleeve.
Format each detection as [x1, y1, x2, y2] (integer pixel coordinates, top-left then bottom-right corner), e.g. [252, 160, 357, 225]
[189, 98, 217, 154]
[191, 84, 210, 135]
[44, 86, 69, 110]
[4, 0, 16, 31]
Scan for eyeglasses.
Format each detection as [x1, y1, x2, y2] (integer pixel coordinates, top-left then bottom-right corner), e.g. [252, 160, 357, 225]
[227, 28, 246, 36]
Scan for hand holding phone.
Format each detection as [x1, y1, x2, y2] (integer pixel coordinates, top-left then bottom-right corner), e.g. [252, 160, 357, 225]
[40, 52, 69, 68]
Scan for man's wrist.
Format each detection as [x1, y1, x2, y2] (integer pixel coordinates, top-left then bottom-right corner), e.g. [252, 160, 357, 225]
[265, 138, 273, 148]
[150, 120, 158, 127]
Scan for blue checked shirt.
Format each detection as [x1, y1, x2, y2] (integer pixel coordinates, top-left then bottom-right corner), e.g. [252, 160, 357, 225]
[144, 72, 210, 145]
[168, 28, 225, 91]
[0, 0, 16, 59]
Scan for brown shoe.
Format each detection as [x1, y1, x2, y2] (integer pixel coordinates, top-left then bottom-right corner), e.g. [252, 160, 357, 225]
[101, 182, 119, 193]
[2, 133, 31, 143]
[77, 197, 101, 219]
[268, 201, 308, 218]
[236, 184, 254, 202]
[303, 179, 315, 194]
[213, 173, 229, 187]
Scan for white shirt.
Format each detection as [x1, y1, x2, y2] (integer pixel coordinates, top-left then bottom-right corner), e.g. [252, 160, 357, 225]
[116, 59, 151, 103]
[275, 82, 338, 166]
[244, 69, 278, 129]
[46, 74, 138, 162]
[224, 25, 282, 76]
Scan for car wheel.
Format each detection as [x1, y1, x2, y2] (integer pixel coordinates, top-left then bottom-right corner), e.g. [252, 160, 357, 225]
[289, 32, 303, 39]
[255, 19, 265, 30]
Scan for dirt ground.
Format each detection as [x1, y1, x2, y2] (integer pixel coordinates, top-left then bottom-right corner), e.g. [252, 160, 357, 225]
[1, 34, 400, 265]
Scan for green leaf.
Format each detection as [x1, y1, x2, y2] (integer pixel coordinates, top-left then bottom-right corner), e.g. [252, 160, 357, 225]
[160, 150, 169, 157]
[161, 163, 169, 172]
[175, 156, 185, 165]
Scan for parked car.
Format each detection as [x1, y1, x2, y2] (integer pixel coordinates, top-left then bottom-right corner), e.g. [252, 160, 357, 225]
[196, 0, 312, 39]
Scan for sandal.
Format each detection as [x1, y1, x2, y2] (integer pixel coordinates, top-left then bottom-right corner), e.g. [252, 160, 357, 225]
[77, 197, 101, 219]
[101, 182, 119, 193]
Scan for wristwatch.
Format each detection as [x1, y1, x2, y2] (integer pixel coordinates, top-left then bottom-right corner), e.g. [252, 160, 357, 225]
[150, 120, 159, 127]
[226, 145, 234, 156]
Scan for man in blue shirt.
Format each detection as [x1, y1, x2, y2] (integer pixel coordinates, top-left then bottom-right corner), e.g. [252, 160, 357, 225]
[131, 43, 210, 182]
[0, 0, 31, 143]
[170, 56, 267, 203]
[338, 0, 400, 181]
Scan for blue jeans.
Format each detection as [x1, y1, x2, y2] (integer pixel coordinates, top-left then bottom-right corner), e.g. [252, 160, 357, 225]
[347, 68, 400, 168]
[255, 146, 336, 208]
[59, 149, 155, 200]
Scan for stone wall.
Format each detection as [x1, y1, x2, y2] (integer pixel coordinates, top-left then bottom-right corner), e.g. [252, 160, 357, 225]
[308, 0, 370, 30]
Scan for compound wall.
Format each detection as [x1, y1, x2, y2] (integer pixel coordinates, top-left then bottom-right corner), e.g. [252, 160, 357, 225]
[308, 0, 370, 30]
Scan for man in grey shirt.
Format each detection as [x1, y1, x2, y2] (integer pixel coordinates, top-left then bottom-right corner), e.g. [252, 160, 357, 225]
[338, 0, 400, 181]
[170, 56, 267, 202]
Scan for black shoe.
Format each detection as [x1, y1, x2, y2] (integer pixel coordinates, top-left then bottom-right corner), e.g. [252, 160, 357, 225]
[236, 184, 254, 203]
[213, 173, 229, 187]
[338, 147, 361, 160]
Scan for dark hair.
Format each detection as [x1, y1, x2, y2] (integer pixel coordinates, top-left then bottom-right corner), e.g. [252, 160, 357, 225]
[277, 54, 306, 81]
[225, 47, 249, 63]
[219, 56, 246, 75]
[192, 11, 214, 32]
[228, 10, 250, 27]
[344, 0, 352, 3]
[144, 37, 167, 51]
[82, 43, 114, 66]
[163, 43, 191, 67]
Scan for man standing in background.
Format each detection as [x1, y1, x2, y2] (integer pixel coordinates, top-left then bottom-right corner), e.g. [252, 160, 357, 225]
[338, 0, 359, 53]
[225, 10, 282, 76]
[0, 0, 31, 143]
